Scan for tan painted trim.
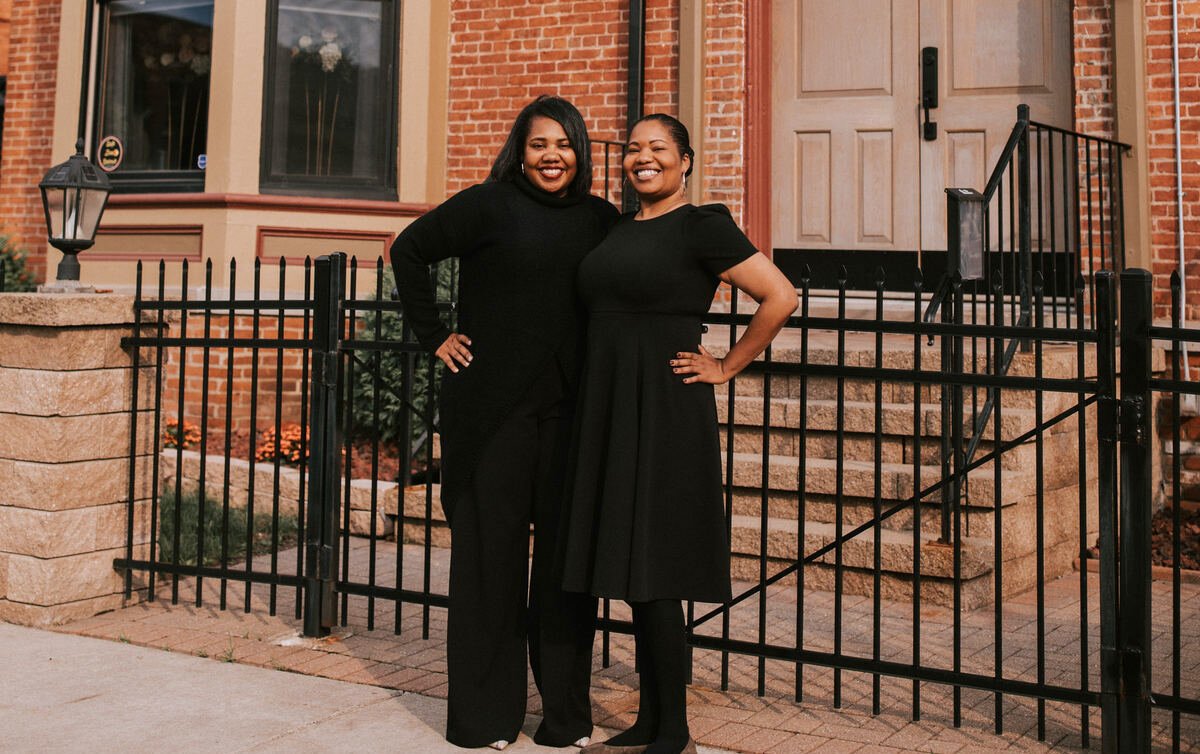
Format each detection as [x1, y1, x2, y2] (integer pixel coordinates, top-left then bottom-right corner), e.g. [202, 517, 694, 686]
[90, 224, 205, 261]
[206, 0, 266, 195]
[107, 193, 433, 218]
[744, 2, 771, 256]
[424, 3, 451, 203]
[1112, 0, 1152, 272]
[678, 0, 704, 204]
[52, 1, 86, 159]
[255, 226, 396, 264]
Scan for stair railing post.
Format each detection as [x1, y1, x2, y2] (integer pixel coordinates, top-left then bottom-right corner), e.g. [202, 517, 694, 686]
[1017, 104, 1033, 350]
[1116, 268, 1153, 751]
[939, 274, 964, 544]
[303, 253, 345, 637]
[1093, 270, 1120, 752]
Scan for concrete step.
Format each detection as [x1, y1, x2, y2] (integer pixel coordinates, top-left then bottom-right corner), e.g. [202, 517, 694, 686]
[388, 483, 1094, 610]
[728, 514, 992, 579]
[718, 411, 1094, 475]
[726, 515, 995, 609]
[722, 452, 1050, 508]
[728, 480, 1094, 557]
[716, 336, 1096, 379]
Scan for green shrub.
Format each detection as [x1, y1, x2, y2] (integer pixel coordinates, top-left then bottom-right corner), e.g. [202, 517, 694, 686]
[349, 263, 455, 474]
[157, 488, 300, 567]
[0, 234, 36, 292]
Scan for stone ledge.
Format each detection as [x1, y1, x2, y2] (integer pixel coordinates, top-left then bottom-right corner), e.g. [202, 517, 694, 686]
[0, 456, 155, 511]
[0, 501, 152, 559]
[0, 293, 140, 327]
[0, 411, 156, 463]
[0, 590, 147, 627]
[5, 546, 148, 605]
[0, 325, 155, 370]
[0, 365, 156, 416]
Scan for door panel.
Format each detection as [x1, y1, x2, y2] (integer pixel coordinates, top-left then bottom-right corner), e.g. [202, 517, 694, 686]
[771, 0, 1073, 262]
[919, 0, 1073, 251]
[772, 0, 920, 252]
[794, 132, 832, 242]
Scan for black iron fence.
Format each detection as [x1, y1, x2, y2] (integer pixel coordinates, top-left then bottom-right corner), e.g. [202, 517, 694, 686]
[112, 251, 1199, 751]
[104, 118, 1194, 753]
[1142, 271, 1200, 749]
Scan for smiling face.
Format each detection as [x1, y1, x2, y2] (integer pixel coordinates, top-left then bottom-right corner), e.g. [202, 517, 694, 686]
[623, 119, 691, 203]
[522, 116, 578, 197]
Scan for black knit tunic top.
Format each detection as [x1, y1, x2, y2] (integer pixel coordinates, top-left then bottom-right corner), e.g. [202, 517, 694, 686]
[389, 176, 618, 508]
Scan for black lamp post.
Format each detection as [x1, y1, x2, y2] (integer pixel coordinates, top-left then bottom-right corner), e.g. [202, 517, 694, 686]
[38, 138, 111, 288]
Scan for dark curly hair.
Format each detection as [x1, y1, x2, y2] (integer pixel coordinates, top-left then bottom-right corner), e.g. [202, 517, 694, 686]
[488, 95, 594, 197]
[631, 113, 694, 177]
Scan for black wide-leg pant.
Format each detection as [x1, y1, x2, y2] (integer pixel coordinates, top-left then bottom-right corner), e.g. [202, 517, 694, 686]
[444, 365, 598, 748]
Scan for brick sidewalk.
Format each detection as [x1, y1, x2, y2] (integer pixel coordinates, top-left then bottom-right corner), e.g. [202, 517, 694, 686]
[57, 538, 1199, 753]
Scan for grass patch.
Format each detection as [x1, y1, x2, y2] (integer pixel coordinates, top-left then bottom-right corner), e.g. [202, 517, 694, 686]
[157, 489, 300, 567]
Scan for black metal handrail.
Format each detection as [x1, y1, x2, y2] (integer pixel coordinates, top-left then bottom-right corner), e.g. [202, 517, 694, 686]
[921, 104, 1132, 540]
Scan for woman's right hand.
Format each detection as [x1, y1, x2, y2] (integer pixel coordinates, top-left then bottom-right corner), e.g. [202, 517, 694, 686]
[435, 332, 473, 373]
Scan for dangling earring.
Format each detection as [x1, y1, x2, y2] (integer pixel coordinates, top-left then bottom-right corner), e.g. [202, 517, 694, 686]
[521, 163, 526, 175]
[682, 174, 688, 191]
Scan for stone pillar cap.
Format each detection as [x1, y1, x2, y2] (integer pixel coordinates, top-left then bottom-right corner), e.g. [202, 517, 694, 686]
[0, 293, 142, 327]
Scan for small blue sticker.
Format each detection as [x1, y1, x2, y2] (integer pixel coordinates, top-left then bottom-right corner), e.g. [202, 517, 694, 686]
[197, 154, 207, 170]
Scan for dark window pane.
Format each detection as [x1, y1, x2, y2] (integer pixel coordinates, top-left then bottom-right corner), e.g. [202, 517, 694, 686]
[262, 0, 396, 197]
[98, 0, 214, 179]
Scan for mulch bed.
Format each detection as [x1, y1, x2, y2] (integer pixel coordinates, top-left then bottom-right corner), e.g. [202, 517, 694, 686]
[1151, 504, 1200, 571]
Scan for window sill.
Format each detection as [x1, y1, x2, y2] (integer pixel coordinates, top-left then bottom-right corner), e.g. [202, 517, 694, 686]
[106, 192, 434, 217]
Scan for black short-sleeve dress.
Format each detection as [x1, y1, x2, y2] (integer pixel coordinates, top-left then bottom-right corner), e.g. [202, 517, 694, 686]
[561, 203, 759, 604]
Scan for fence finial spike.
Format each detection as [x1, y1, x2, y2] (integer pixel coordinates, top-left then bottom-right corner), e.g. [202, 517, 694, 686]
[837, 265, 848, 287]
[875, 266, 886, 289]
[800, 263, 811, 287]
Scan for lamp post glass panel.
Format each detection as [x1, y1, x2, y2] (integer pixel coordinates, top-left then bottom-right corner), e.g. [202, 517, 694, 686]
[39, 139, 112, 283]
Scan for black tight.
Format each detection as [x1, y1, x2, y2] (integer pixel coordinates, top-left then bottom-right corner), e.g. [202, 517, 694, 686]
[606, 599, 690, 753]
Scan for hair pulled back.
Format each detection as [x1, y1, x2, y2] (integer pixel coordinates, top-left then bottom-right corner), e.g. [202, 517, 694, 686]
[631, 113, 695, 177]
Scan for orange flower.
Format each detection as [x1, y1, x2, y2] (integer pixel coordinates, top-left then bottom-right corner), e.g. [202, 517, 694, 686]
[163, 418, 202, 449]
[256, 423, 310, 465]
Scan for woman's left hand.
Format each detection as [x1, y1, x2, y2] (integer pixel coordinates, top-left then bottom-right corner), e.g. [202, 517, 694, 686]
[671, 345, 729, 385]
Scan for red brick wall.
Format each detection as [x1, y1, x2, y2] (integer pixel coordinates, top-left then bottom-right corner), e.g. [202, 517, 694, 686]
[1145, 0, 1200, 323]
[1070, 2, 1119, 295]
[162, 313, 311, 443]
[447, 1, 760, 214]
[700, 0, 746, 224]
[1073, 0, 1115, 140]
[0, 0, 62, 283]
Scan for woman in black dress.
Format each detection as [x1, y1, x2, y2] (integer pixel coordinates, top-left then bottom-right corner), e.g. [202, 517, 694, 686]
[390, 96, 618, 750]
[563, 115, 798, 754]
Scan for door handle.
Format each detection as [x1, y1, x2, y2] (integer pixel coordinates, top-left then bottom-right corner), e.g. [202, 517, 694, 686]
[922, 46, 938, 141]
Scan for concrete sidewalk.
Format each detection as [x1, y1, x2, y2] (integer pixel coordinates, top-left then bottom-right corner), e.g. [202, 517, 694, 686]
[0, 623, 728, 753]
[28, 541, 1200, 752]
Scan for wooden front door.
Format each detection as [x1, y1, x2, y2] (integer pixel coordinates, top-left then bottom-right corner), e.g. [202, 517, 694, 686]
[771, 0, 1073, 260]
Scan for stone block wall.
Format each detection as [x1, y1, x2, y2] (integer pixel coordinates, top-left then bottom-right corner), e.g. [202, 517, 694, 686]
[0, 294, 154, 625]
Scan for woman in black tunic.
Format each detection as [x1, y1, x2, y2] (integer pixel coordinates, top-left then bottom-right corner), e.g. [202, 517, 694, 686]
[390, 96, 618, 750]
[564, 115, 798, 754]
